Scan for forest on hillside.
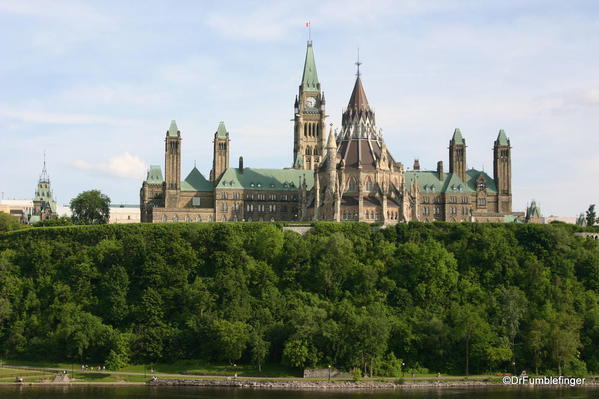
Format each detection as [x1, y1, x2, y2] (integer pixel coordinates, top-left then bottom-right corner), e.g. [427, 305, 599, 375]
[0, 222, 598, 376]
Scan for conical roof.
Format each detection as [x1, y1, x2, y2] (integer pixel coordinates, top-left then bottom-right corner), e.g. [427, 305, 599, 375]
[301, 41, 319, 91]
[168, 120, 179, 137]
[451, 128, 464, 145]
[496, 129, 509, 146]
[216, 121, 228, 138]
[347, 76, 369, 110]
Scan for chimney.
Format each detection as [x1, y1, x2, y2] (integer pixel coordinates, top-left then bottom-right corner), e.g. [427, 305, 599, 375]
[239, 156, 244, 172]
[437, 161, 444, 180]
[413, 159, 420, 171]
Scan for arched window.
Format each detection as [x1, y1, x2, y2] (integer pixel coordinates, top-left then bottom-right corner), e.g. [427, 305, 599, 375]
[161, 215, 167, 222]
[305, 147, 312, 155]
[304, 124, 307, 137]
[173, 215, 178, 222]
[365, 178, 373, 191]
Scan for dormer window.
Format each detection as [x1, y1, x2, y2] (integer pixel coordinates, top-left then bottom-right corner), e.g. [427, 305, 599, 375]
[250, 183, 255, 187]
[478, 182, 486, 191]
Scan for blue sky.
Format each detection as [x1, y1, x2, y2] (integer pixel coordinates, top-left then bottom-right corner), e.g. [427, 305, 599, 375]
[1, 0, 598, 216]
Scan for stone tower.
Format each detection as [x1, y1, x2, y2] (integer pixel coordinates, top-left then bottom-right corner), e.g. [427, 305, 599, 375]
[32, 154, 57, 220]
[293, 40, 326, 170]
[211, 121, 230, 182]
[493, 129, 512, 213]
[164, 120, 181, 208]
[449, 128, 467, 182]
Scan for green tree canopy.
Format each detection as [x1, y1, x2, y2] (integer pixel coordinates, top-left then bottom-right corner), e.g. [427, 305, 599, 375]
[70, 190, 110, 224]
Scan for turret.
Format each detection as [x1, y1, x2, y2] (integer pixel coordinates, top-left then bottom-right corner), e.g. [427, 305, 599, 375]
[449, 128, 466, 182]
[211, 121, 230, 182]
[164, 120, 182, 208]
[493, 129, 512, 213]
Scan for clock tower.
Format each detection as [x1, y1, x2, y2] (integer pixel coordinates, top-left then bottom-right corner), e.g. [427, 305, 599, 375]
[293, 40, 326, 170]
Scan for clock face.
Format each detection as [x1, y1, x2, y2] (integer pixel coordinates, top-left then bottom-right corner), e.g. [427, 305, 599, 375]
[304, 96, 317, 108]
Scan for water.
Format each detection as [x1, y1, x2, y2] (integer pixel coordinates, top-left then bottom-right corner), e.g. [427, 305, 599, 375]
[0, 386, 597, 399]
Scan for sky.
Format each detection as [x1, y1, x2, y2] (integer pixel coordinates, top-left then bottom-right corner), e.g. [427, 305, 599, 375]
[0, 0, 598, 217]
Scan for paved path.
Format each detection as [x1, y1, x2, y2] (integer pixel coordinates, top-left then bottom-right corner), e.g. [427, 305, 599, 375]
[2, 365, 501, 382]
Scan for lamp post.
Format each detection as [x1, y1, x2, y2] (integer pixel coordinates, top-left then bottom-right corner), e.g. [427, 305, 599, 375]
[402, 362, 405, 377]
[512, 361, 516, 376]
[328, 365, 331, 381]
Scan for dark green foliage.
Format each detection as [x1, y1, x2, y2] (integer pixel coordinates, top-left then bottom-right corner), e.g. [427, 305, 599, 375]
[0, 222, 598, 375]
[587, 204, 596, 227]
[70, 190, 111, 224]
[33, 216, 73, 227]
[0, 211, 23, 232]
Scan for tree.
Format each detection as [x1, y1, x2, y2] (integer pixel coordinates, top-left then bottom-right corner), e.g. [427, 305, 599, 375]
[249, 329, 270, 372]
[212, 319, 250, 364]
[495, 286, 527, 362]
[0, 211, 23, 232]
[451, 303, 491, 375]
[586, 204, 596, 227]
[70, 190, 110, 224]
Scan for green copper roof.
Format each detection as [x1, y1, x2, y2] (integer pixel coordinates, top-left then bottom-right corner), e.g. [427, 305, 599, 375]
[216, 168, 314, 191]
[466, 169, 498, 193]
[496, 129, 509, 146]
[301, 41, 319, 91]
[168, 120, 179, 137]
[146, 165, 164, 185]
[181, 167, 213, 192]
[405, 171, 475, 194]
[451, 128, 464, 145]
[216, 121, 228, 138]
[404, 168, 497, 194]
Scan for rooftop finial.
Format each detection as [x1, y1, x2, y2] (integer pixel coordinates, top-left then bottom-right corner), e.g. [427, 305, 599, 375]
[305, 21, 311, 42]
[355, 48, 362, 77]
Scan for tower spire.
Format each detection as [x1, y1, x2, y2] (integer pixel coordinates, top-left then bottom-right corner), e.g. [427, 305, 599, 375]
[39, 151, 50, 183]
[355, 48, 361, 77]
[300, 40, 319, 91]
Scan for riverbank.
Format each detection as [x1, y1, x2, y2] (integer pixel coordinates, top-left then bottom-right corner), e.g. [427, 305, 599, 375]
[145, 378, 518, 390]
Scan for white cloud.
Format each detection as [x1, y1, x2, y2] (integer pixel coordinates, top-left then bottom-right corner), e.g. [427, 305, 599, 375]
[72, 153, 147, 180]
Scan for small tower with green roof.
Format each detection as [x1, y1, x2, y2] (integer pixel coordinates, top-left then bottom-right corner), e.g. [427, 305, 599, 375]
[493, 129, 512, 213]
[32, 154, 57, 222]
[211, 121, 230, 182]
[449, 128, 467, 182]
[293, 40, 326, 170]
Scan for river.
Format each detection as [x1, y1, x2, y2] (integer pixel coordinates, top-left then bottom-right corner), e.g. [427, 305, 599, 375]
[1, 386, 598, 399]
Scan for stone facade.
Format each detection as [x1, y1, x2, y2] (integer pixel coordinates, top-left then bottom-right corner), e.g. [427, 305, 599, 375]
[140, 40, 516, 224]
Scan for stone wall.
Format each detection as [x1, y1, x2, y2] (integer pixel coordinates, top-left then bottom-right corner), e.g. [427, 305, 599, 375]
[303, 368, 351, 378]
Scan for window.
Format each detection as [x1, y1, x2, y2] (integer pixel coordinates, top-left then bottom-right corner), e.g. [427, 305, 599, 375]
[365, 179, 373, 191]
[234, 203, 239, 211]
[478, 182, 486, 191]
[478, 198, 486, 206]
[221, 203, 228, 211]
[185, 216, 190, 222]
[161, 215, 167, 222]
[173, 215, 178, 222]
[221, 192, 228, 199]
[424, 197, 429, 204]
[192, 197, 201, 206]
[233, 192, 240, 200]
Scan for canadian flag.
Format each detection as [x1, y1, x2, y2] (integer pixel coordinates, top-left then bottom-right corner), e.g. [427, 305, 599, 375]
[305, 21, 310, 27]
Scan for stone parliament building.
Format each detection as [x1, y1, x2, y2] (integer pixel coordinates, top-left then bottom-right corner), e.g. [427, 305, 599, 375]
[140, 40, 516, 224]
